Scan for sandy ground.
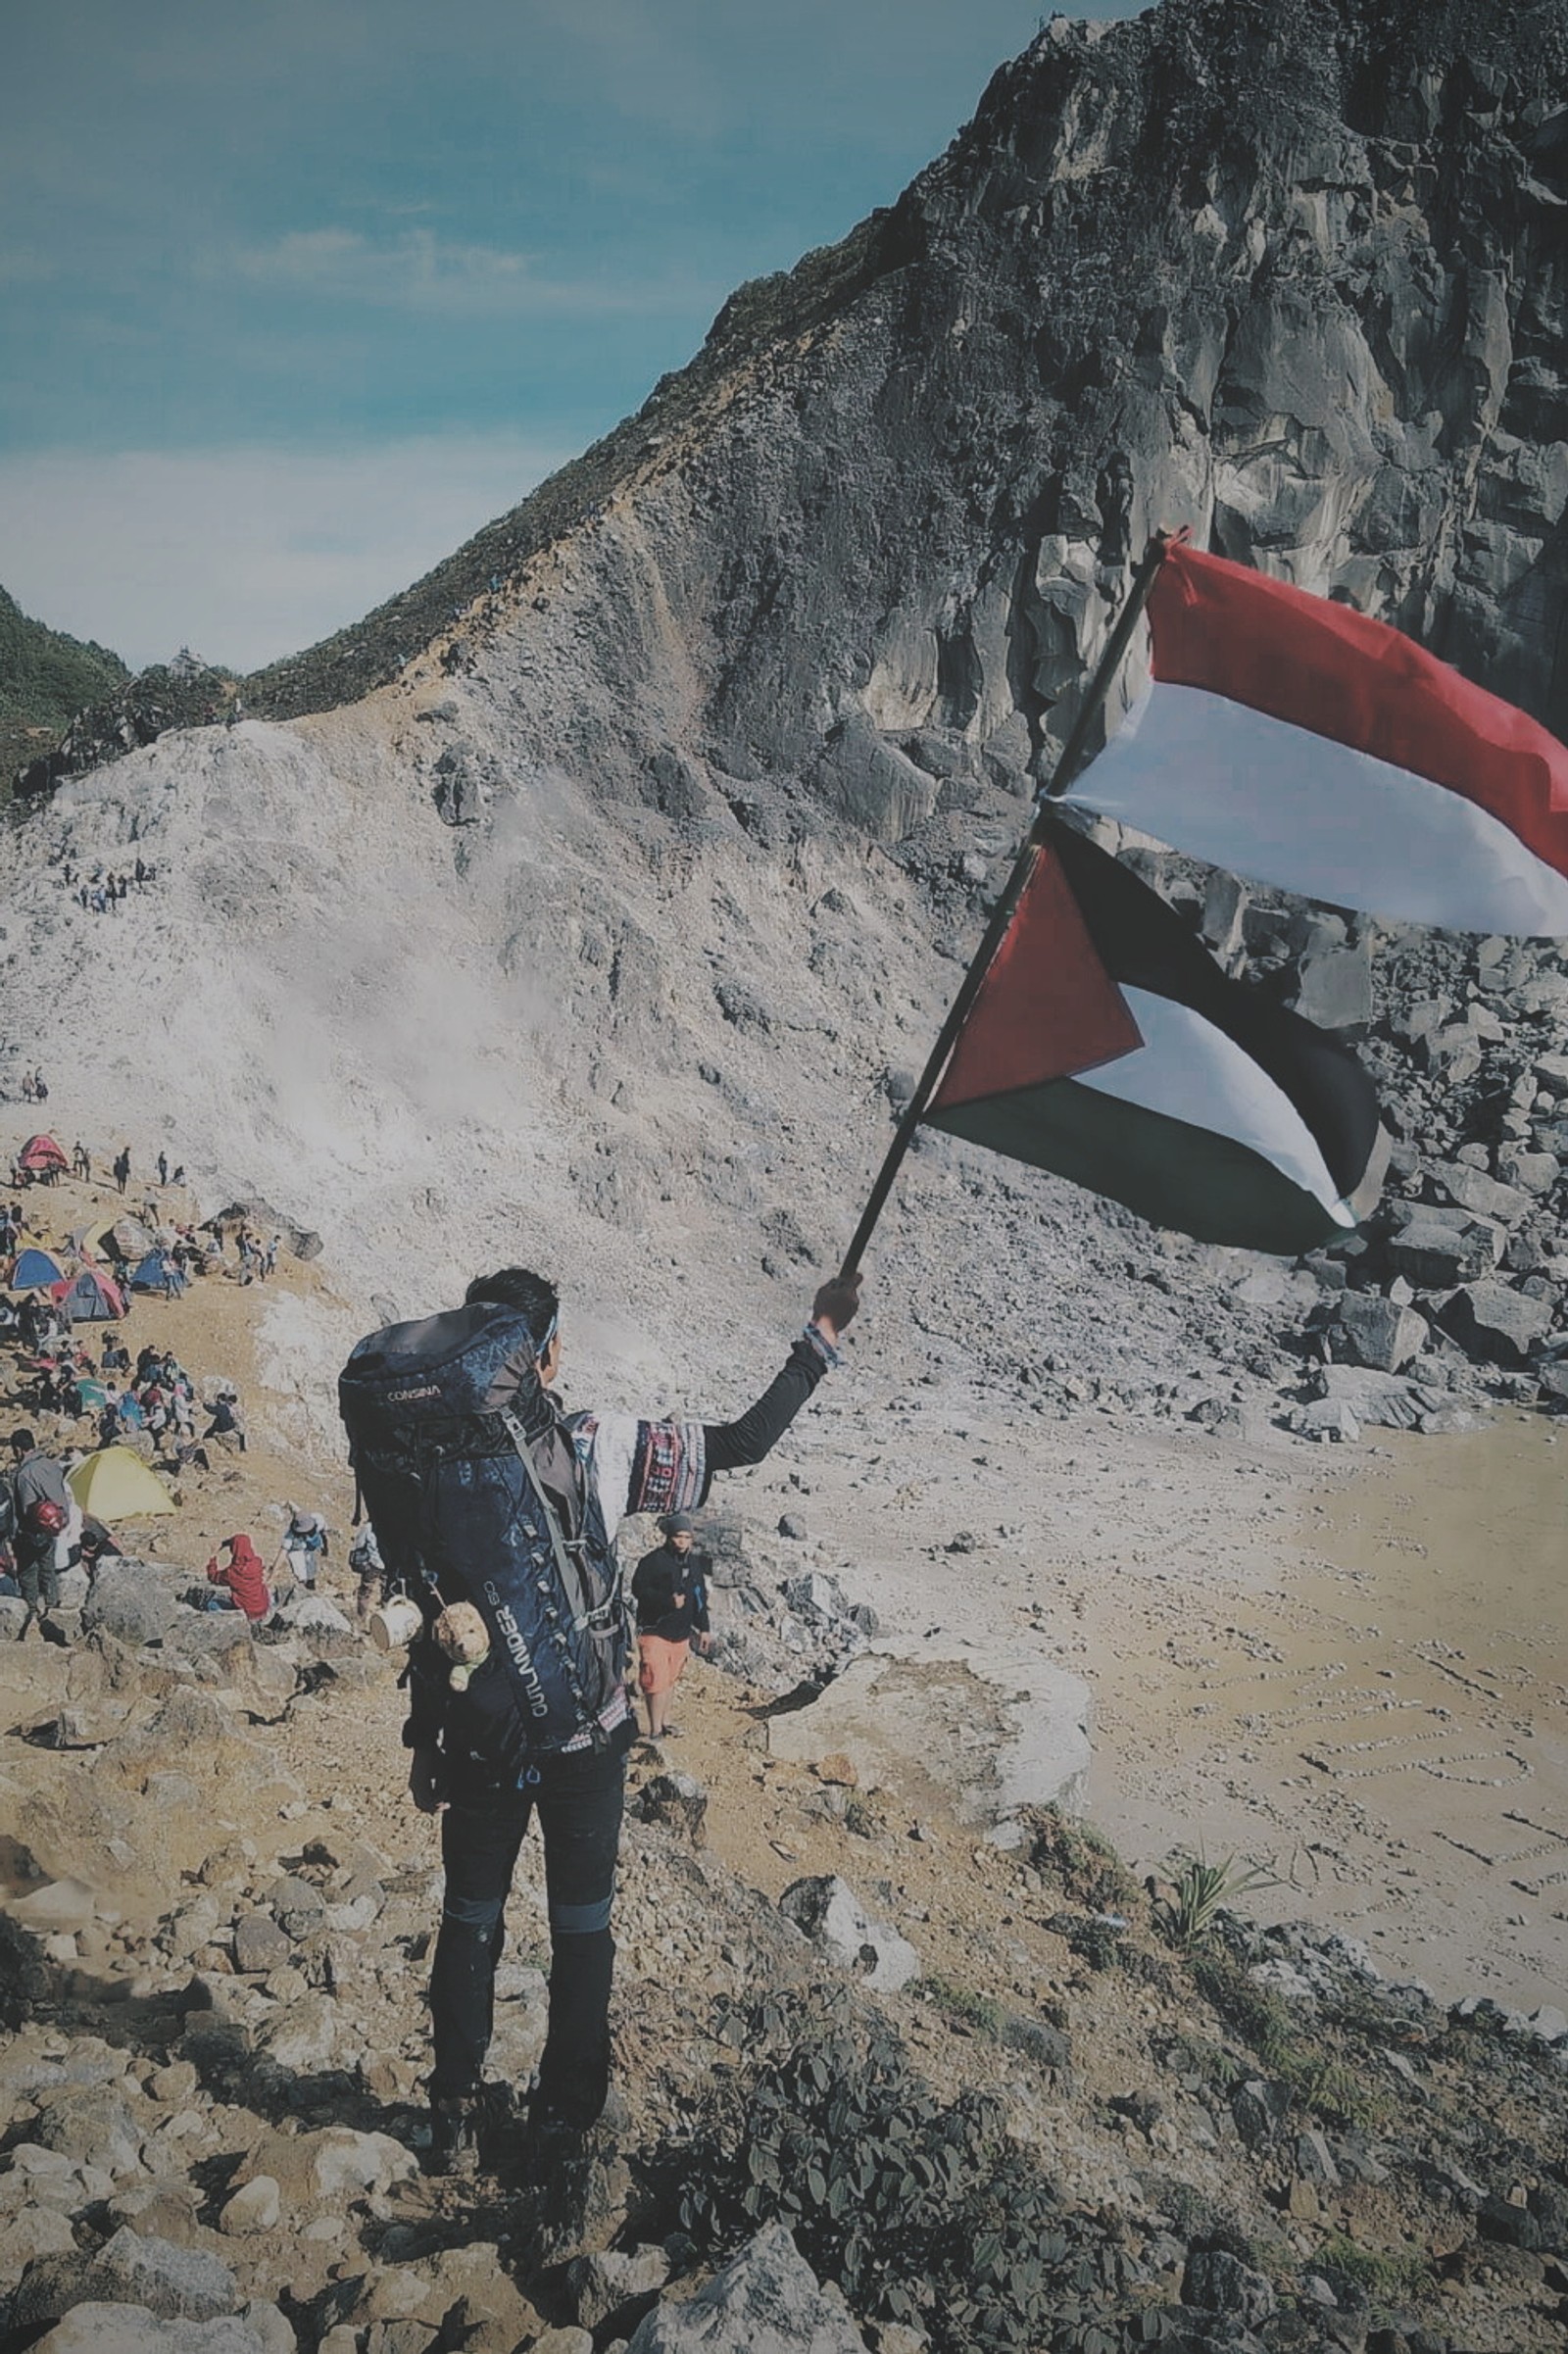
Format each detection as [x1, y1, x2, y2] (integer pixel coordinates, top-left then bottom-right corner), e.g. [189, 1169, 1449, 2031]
[688, 1358, 1566, 2019]
[5, 1143, 1564, 2021]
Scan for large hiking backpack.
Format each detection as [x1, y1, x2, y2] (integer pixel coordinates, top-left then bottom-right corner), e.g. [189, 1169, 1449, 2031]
[338, 1301, 627, 1755]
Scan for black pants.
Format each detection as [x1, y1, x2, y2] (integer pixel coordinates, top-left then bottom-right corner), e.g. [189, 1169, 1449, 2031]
[430, 1737, 626, 2128]
[17, 1542, 59, 1624]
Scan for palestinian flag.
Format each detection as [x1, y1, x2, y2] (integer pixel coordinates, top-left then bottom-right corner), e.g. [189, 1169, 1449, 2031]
[924, 818, 1388, 1256]
[1064, 538, 1568, 936]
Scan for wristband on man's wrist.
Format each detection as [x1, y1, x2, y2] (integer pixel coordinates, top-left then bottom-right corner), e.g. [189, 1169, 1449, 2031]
[803, 1321, 841, 1368]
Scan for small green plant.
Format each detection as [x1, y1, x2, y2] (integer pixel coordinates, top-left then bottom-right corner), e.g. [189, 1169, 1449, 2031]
[916, 1975, 1005, 2037]
[1314, 2233, 1427, 2308]
[1157, 1851, 1281, 1949]
[1044, 1906, 1132, 1973]
[1286, 2054, 1386, 2132]
[1159, 2032, 1248, 2094]
[1027, 1809, 1143, 1917]
[1191, 1951, 1298, 2067]
[673, 1990, 1143, 2353]
[1190, 1955, 1385, 2130]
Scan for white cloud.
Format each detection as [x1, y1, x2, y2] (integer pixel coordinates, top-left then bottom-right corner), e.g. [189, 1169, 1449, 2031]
[0, 436, 571, 672]
[224, 225, 702, 318]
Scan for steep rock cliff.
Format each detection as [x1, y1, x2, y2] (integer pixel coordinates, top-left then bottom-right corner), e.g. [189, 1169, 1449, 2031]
[245, 0, 1568, 812]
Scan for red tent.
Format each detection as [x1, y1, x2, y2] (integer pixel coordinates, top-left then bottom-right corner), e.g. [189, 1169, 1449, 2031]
[17, 1134, 70, 1176]
[49, 1266, 126, 1321]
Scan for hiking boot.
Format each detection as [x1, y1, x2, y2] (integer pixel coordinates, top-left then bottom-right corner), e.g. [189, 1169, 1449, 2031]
[518, 2084, 632, 2257]
[427, 2092, 483, 2179]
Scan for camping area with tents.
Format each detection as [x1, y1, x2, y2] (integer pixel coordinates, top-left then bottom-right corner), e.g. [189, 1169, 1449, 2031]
[3, 1116, 343, 1632]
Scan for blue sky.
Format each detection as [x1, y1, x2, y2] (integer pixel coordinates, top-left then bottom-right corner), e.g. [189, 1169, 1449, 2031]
[0, 1, 1139, 670]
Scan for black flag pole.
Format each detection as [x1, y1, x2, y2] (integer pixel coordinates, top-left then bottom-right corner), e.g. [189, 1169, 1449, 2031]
[837, 528, 1175, 1282]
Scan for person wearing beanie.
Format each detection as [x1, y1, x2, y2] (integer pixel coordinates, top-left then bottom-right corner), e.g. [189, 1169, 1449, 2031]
[631, 1510, 711, 1740]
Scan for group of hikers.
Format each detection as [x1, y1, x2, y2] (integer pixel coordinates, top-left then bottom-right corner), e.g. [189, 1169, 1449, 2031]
[0, 1418, 327, 1642]
[23, 1335, 215, 1450]
[1, 1259, 327, 1643]
[0, 1132, 290, 1636]
[57, 856, 158, 916]
[104, 1144, 188, 1195]
[0, 1424, 124, 1637]
[0, 1311, 258, 1630]
[5, 1139, 187, 1196]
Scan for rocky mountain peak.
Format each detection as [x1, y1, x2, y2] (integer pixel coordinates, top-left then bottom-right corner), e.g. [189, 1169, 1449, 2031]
[17, 0, 1565, 821]
[219, 0, 1567, 832]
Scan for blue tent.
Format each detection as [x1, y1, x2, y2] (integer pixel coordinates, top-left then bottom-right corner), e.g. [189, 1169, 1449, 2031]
[129, 1251, 170, 1292]
[9, 1247, 65, 1289]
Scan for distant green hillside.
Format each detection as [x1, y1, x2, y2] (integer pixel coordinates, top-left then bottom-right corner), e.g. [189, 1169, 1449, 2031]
[0, 585, 129, 787]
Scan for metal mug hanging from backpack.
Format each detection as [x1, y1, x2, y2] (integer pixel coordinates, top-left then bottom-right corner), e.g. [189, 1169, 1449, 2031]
[367, 1594, 423, 1651]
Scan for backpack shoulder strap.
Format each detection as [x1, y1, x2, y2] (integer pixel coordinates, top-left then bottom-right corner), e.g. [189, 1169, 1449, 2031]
[497, 1407, 620, 1634]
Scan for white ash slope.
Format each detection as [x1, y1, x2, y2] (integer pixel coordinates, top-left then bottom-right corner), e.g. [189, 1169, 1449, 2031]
[2, 673, 1318, 1451]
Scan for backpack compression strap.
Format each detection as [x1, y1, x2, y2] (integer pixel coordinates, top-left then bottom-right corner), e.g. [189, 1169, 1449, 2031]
[497, 1406, 621, 1750]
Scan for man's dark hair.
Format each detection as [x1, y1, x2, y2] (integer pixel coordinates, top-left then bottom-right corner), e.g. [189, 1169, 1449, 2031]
[465, 1267, 560, 1352]
[11, 1428, 34, 1452]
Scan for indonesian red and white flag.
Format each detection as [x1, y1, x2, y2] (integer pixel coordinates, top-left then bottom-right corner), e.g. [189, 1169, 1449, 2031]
[1064, 539, 1568, 936]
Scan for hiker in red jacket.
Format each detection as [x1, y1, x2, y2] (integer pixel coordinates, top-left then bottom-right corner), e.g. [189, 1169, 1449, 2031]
[205, 1534, 270, 1621]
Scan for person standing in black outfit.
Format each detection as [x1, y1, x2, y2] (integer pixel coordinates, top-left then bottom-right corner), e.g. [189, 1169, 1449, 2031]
[405, 1263, 860, 2178]
[631, 1512, 711, 1741]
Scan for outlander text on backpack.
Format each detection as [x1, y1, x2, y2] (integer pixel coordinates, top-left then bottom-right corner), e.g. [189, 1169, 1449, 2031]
[337, 1302, 627, 1757]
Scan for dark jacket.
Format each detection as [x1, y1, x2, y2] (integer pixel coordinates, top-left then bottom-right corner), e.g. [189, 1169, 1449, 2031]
[632, 1544, 710, 1643]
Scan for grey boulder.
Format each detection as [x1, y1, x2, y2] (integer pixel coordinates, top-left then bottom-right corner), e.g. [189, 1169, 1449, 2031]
[567, 2243, 670, 2330]
[1434, 1163, 1533, 1226]
[632, 1772, 709, 1847]
[777, 1875, 919, 1991]
[26, 2309, 270, 2354]
[1439, 1280, 1554, 1368]
[1291, 942, 1371, 1030]
[1385, 1212, 1501, 1287]
[80, 1569, 182, 1647]
[11, 2231, 239, 2329]
[625, 2225, 870, 2352]
[1333, 1294, 1427, 1372]
[1183, 2247, 1277, 2326]
[808, 718, 936, 848]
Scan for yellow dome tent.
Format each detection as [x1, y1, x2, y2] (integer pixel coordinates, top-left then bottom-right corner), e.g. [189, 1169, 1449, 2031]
[67, 1447, 177, 1521]
[71, 1218, 119, 1260]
